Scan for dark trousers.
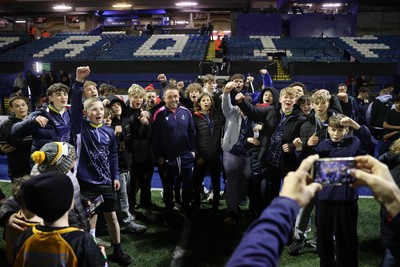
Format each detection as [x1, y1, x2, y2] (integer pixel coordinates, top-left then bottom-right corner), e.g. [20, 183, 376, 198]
[159, 164, 193, 214]
[264, 164, 283, 208]
[317, 201, 358, 267]
[248, 168, 267, 216]
[129, 159, 154, 209]
[193, 157, 222, 209]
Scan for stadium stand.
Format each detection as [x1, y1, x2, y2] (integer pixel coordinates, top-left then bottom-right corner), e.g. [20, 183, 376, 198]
[0, 34, 209, 61]
[0, 33, 29, 53]
[0, 34, 399, 64]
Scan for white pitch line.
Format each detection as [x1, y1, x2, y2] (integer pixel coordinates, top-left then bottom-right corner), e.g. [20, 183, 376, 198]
[170, 219, 192, 267]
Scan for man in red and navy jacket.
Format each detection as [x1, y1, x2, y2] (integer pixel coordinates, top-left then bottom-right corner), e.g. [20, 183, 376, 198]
[152, 85, 197, 226]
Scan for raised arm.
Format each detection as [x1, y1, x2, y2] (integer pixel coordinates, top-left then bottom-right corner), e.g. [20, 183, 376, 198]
[70, 66, 91, 135]
[235, 93, 270, 123]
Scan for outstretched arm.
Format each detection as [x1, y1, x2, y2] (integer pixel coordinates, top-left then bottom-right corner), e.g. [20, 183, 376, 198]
[226, 155, 322, 267]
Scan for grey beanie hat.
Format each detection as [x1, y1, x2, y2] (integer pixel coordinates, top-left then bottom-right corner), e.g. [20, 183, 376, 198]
[31, 142, 76, 174]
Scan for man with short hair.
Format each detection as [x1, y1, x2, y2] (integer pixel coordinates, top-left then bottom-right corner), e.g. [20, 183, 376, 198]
[152, 87, 197, 226]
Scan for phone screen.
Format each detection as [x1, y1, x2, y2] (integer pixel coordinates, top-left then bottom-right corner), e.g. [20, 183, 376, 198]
[312, 157, 355, 185]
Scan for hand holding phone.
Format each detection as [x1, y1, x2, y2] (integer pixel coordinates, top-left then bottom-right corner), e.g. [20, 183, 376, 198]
[311, 157, 355, 185]
[85, 195, 104, 217]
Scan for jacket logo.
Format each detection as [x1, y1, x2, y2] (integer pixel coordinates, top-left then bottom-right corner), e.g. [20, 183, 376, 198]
[181, 114, 185, 120]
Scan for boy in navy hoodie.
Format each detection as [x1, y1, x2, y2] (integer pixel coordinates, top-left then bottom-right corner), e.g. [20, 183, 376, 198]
[71, 66, 131, 266]
[295, 114, 376, 266]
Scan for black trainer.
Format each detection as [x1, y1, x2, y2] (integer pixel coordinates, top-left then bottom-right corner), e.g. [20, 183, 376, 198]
[306, 236, 317, 248]
[108, 251, 132, 266]
[288, 239, 305, 256]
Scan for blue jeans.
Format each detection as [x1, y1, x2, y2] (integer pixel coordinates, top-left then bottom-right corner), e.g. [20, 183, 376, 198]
[223, 151, 250, 214]
[381, 248, 400, 267]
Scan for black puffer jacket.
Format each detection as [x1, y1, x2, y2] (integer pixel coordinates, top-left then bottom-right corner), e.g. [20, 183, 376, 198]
[0, 114, 32, 178]
[125, 106, 152, 163]
[258, 87, 280, 107]
[379, 152, 400, 250]
[107, 95, 133, 171]
[193, 109, 224, 160]
[11, 103, 71, 152]
[299, 95, 344, 151]
[237, 100, 306, 173]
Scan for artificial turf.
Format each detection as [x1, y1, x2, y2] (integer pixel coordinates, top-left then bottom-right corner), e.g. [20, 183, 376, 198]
[0, 182, 382, 267]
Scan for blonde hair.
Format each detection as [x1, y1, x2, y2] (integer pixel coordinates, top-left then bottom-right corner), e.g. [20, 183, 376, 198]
[128, 84, 145, 97]
[311, 89, 331, 103]
[389, 139, 400, 154]
[83, 97, 102, 110]
[202, 74, 216, 83]
[83, 80, 97, 89]
[279, 87, 298, 98]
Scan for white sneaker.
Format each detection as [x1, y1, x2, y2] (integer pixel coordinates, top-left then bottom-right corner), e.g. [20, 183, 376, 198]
[143, 209, 156, 221]
[207, 191, 214, 203]
[200, 186, 209, 200]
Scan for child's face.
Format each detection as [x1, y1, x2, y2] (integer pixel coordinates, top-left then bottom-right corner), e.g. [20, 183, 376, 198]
[359, 92, 369, 100]
[129, 94, 144, 109]
[205, 81, 216, 92]
[10, 99, 28, 119]
[146, 92, 156, 107]
[300, 102, 312, 115]
[338, 86, 347, 94]
[85, 101, 104, 125]
[232, 79, 244, 92]
[177, 82, 185, 91]
[103, 115, 112, 126]
[110, 102, 122, 116]
[395, 101, 400, 112]
[49, 91, 68, 110]
[263, 91, 274, 104]
[189, 90, 200, 103]
[83, 85, 98, 99]
[199, 96, 212, 112]
[312, 100, 329, 117]
[328, 126, 348, 142]
[279, 94, 296, 112]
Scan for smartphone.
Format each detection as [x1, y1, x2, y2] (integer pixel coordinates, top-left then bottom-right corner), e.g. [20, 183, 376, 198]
[86, 195, 104, 217]
[311, 157, 355, 185]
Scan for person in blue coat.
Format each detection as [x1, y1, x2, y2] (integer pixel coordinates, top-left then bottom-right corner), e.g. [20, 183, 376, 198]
[227, 153, 400, 267]
[226, 154, 323, 267]
[294, 113, 377, 266]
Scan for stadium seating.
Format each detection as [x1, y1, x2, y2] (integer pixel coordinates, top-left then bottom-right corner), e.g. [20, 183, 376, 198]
[0, 33, 399, 63]
[0, 32, 29, 53]
[0, 34, 209, 61]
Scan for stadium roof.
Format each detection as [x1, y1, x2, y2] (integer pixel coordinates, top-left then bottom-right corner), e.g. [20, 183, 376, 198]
[0, 0, 396, 17]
